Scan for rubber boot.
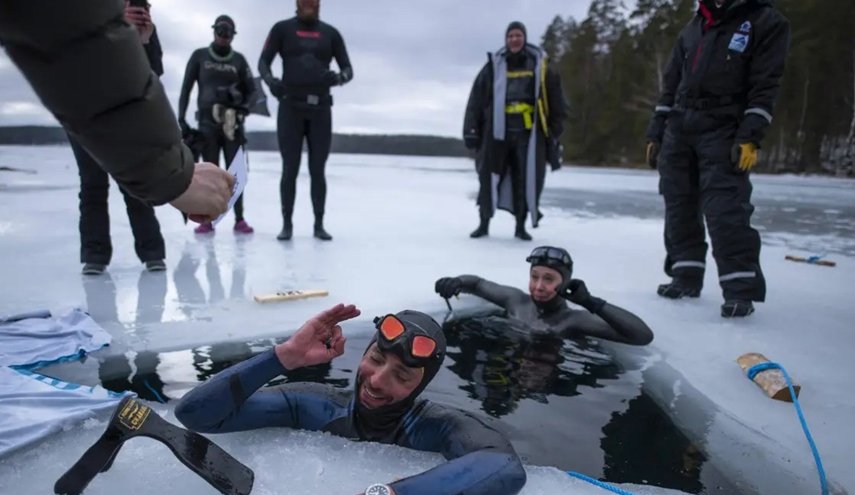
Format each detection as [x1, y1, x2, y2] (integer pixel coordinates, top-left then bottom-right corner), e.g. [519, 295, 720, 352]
[470, 215, 490, 238]
[514, 217, 532, 241]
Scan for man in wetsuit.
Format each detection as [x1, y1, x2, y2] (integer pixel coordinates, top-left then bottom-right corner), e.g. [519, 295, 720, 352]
[179, 15, 256, 235]
[70, 1, 166, 275]
[175, 304, 526, 495]
[435, 246, 654, 345]
[258, 0, 353, 242]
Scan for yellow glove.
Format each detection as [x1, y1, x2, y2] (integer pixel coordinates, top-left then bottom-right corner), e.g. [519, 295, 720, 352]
[731, 142, 759, 172]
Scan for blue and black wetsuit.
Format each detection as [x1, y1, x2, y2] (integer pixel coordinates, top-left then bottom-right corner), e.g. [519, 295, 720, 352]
[175, 349, 526, 495]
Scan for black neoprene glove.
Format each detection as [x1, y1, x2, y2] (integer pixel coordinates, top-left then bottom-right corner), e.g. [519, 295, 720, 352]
[560, 279, 606, 313]
[322, 70, 342, 87]
[268, 78, 287, 98]
[435, 277, 463, 299]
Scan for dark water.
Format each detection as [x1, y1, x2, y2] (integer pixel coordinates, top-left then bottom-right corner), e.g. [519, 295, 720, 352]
[93, 311, 742, 495]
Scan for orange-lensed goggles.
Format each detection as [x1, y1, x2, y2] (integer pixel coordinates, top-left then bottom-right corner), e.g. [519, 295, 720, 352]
[374, 314, 438, 361]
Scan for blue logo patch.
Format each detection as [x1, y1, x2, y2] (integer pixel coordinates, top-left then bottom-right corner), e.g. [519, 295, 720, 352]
[729, 33, 749, 53]
[738, 21, 752, 34]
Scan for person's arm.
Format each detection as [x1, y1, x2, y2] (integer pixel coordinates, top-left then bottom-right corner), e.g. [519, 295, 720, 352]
[332, 27, 353, 85]
[557, 280, 654, 346]
[436, 275, 526, 310]
[0, 0, 193, 206]
[143, 27, 164, 76]
[176, 304, 360, 432]
[645, 33, 685, 142]
[387, 407, 526, 495]
[258, 23, 284, 92]
[545, 63, 567, 139]
[174, 349, 299, 432]
[237, 55, 256, 113]
[735, 10, 791, 146]
[463, 62, 490, 149]
[177, 51, 199, 127]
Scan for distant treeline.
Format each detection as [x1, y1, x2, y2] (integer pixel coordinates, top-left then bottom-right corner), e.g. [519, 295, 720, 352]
[541, 0, 855, 175]
[0, 126, 469, 158]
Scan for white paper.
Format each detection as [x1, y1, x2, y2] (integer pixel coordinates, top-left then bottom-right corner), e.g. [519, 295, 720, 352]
[213, 147, 248, 226]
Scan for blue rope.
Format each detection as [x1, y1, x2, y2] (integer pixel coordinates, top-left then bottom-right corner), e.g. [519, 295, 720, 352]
[806, 252, 828, 264]
[746, 362, 828, 495]
[143, 379, 167, 404]
[566, 471, 636, 495]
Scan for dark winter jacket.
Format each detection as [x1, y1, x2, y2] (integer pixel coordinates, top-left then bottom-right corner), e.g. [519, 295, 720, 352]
[0, 0, 194, 206]
[646, 0, 790, 146]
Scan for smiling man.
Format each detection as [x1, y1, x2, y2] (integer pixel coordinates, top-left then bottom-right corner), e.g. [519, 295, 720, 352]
[435, 246, 654, 345]
[175, 304, 526, 495]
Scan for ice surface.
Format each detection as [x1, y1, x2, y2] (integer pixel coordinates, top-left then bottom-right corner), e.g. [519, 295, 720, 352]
[1, 145, 854, 494]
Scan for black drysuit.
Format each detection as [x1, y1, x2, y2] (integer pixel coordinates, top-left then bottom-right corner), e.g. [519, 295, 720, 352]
[178, 44, 255, 222]
[258, 16, 353, 227]
[646, 0, 790, 301]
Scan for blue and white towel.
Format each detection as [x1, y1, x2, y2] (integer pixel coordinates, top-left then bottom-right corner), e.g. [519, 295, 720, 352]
[0, 309, 131, 457]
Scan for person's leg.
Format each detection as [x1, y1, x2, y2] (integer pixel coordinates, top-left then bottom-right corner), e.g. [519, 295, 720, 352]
[120, 186, 165, 267]
[508, 134, 530, 240]
[471, 155, 492, 238]
[193, 125, 222, 234]
[657, 122, 707, 298]
[276, 103, 307, 240]
[222, 138, 253, 233]
[70, 136, 112, 272]
[697, 125, 765, 317]
[306, 106, 333, 240]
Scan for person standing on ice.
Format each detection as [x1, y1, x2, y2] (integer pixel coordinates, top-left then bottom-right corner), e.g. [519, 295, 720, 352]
[178, 14, 257, 236]
[434, 246, 654, 346]
[644, 0, 790, 317]
[176, 304, 527, 495]
[463, 21, 567, 241]
[70, 1, 168, 275]
[258, 0, 353, 242]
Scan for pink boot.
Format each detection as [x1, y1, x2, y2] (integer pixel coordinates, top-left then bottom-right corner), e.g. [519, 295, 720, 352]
[233, 220, 254, 234]
[194, 222, 214, 234]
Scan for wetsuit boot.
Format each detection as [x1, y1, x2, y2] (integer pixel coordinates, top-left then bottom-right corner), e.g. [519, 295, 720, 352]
[276, 220, 293, 241]
[470, 215, 490, 238]
[313, 216, 332, 241]
[514, 217, 532, 241]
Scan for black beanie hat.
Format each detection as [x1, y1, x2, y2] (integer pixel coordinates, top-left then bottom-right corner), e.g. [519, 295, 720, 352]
[506, 21, 527, 42]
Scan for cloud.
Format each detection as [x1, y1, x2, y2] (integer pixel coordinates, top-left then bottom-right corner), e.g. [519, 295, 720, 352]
[0, 0, 592, 136]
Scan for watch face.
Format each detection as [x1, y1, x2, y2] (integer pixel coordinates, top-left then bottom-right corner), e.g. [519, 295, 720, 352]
[366, 485, 391, 495]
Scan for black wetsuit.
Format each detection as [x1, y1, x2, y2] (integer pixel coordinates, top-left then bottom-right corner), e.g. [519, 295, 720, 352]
[258, 16, 353, 228]
[454, 276, 653, 345]
[174, 349, 526, 495]
[178, 44, 255, 222]
[71, 30, 166, 266]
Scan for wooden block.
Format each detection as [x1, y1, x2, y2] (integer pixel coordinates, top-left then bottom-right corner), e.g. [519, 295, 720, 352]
[785, 255, 836, 267]
[737, 352, 801, 402]
[253, 289, 329, 303]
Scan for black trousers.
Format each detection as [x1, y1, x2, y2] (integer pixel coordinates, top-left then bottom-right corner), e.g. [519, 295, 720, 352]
[276, 102, 332, 225]
[658, 111, 766, 301]
[70, 137, 164, 265]
[199, 120, 245, 222]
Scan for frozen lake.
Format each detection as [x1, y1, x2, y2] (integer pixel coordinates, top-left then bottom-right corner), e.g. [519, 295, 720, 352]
[1, 145, 853, 495]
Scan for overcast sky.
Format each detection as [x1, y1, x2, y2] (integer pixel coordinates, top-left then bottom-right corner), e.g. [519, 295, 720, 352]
[0, 0, 597, 138]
